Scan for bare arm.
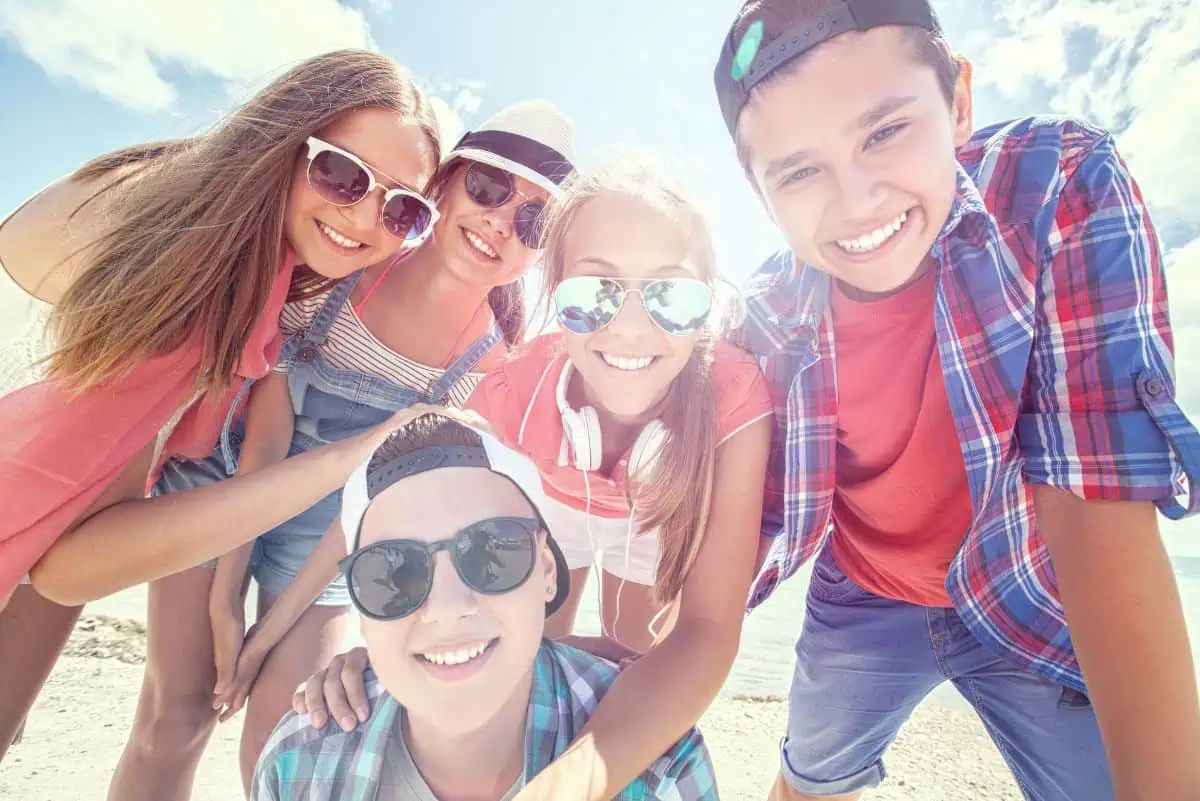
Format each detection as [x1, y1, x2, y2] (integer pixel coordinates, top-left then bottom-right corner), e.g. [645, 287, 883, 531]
[253, 520, 346, 648]
[29, 404, 437, 606]
[1035, 487, 1200, 800]
[515, 416, 771, 800]
[210, 372, 296, 613]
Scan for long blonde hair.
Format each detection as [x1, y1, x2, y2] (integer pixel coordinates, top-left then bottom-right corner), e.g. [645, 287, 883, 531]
[49, 49, 441, 396]
[541, 155, 721, 603]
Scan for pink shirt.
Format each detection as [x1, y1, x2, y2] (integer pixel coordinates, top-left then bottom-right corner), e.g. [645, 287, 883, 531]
[0, 255, 294, 606]
[467, 333, 772, 519]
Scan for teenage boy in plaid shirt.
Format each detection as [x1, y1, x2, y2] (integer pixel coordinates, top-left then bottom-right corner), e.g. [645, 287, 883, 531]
[714, 1, 1200, 799]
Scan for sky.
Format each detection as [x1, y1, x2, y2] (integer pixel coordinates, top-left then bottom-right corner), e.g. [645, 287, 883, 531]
[2, 0, 1199, 551]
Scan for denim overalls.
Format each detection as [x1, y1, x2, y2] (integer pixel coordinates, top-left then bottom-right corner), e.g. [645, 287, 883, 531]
[155, 272, 501, 605]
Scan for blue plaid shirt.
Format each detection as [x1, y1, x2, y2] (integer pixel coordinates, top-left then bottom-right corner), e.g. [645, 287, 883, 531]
[252, 640, 719, 800]
[734, 115, 1200, 693]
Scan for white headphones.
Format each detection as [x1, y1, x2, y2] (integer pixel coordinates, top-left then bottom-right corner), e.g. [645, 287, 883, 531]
[555, 360, 668, 481]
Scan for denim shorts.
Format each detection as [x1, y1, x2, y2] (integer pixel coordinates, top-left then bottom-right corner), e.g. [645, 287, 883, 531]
[154, 449, 350, 607]
[781, 544, 1113, 800]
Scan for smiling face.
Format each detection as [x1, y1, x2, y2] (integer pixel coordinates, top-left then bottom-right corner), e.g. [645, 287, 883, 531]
[737, 26, 973, 294]
[283, 106, 438, 279]
[557, 191, 708, 425]
[425, 161, 548, 292]
[358, 466, 557, 735]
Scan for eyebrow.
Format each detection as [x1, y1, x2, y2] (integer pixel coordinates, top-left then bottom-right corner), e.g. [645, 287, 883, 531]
[573, 257, 691, 277]
[853, 95, 919, 132]
[761, 95, 920, 183]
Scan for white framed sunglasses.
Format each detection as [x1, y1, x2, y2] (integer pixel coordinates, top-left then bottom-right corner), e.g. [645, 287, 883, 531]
[304, 137, 440, 242]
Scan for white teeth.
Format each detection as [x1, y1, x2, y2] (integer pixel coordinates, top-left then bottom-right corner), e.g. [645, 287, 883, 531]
[464, 229, 498, 259]
[318, 221, 363, 249]
[419, 641, 490, 666]
[600, 353, 655, 371]
[836, 211, 908, 254]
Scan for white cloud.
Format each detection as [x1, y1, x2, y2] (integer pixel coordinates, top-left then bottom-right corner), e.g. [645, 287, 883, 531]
[0, 0, 467, 155]
[452, 87, 484, 117]
[429, 97, 465, 155]
[364, 0, 393, 12]
[1167, 237, 1200, 410]
[0, 0, 374, 113]
[968, 0, 1200, 239]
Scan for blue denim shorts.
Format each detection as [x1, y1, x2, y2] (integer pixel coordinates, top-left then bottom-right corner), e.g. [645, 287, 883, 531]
[154, 450, 349, 607]
[781, 544, 1113, 800]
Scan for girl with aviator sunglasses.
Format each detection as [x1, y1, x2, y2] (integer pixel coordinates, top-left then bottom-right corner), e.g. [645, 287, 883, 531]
[294, 154, 774, 801]
[151, 100, 576, 793]
[0, 50, 442, 769]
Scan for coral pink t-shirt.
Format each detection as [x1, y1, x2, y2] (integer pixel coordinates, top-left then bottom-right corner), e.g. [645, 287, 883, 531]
[467, 333, 772, 519]
[829, 269, 975, 608]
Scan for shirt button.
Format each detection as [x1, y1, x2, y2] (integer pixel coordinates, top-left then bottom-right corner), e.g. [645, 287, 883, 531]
[297, 346, 316, 363]
[1145, 376, 1166, 397]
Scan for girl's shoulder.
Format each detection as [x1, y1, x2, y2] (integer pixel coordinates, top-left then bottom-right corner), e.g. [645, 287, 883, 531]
[710, 339, 773, 444]
[489, 331, 565, 383]
[466, 332, 565, 441]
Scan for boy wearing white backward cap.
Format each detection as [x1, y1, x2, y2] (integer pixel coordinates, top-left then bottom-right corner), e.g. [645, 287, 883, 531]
[251, 411, 718, 801]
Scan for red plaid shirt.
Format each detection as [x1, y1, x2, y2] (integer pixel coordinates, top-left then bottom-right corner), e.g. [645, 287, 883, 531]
[733, 116, 1200, 692]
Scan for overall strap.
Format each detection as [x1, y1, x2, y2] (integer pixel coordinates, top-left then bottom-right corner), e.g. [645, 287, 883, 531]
[220, 272, 364, 473]
[303, 271, 363, 346]
[425, 321, 504, 402]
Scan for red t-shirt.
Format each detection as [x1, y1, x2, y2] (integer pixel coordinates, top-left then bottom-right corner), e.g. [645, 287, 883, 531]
[467, 333, 772, 518]
[829, 269, 974, 607]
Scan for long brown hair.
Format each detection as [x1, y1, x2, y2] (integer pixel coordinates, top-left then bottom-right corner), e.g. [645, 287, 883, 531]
[49, 49, 441, 396]
[540, 154, 721, 603]
[423, 162, 527, 345]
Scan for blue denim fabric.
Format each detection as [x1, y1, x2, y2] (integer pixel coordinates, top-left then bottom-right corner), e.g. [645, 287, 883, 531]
[781, 545, 1113, 800]
[156, 272, 501, 605]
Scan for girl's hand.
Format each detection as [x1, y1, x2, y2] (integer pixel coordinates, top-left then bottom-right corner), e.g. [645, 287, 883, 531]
[290, 646, 372, 731]
[213, 621, 274, 722]
[210, 602, 246, 709]
[336, 403, 449, 469]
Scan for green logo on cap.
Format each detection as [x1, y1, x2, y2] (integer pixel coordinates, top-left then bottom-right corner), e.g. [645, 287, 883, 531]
[731, 19, 764, 81]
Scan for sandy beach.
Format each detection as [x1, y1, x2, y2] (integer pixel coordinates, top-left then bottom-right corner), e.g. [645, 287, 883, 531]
[0, 614, 1022, 801]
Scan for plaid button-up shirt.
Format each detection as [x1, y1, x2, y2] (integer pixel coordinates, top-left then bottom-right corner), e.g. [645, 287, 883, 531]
[734, 115, 1200, 693]
[252, 640, 719, 801]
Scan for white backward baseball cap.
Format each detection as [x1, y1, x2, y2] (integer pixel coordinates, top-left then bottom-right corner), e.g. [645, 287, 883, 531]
[340, 418, 571, 616]
[443, 99, 577, 197]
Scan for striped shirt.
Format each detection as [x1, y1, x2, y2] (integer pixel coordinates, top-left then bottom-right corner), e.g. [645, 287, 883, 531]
[733, 115, 1200, 694]
[252, 640, 719, 801]
[274, 290, 483, 408]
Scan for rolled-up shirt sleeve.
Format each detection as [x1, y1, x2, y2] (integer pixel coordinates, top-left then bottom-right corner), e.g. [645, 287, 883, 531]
[1017, 133, 1200, 519]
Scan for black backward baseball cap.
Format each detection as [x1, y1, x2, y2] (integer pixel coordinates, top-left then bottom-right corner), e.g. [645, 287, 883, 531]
[713, 0, 943, 137]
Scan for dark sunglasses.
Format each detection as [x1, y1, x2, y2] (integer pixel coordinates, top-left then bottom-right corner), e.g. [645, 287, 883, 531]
[339, 516, 542, 620]
[305, 137, 440, 243]
[463, 162, 549, 250]
[554, 276, 714, 336]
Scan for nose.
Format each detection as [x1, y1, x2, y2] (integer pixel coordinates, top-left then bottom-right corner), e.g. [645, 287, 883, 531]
[606, 289, 660, 339]
[478, 199, 517, 240]
[835, 161, 888, 221]
[417, 550, 477, 624]
[336, 187, 385, 238]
